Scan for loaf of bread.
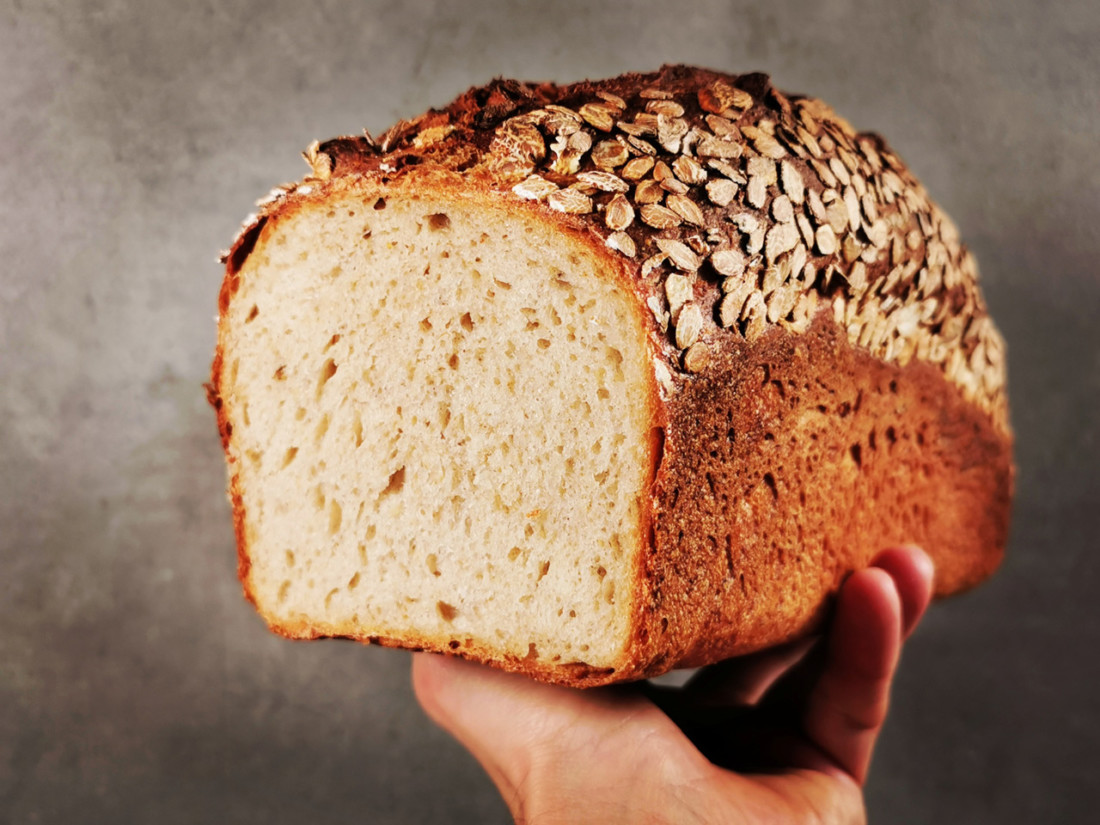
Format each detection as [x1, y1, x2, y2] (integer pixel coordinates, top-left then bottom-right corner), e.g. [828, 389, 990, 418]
[210, 66, 1013, 686]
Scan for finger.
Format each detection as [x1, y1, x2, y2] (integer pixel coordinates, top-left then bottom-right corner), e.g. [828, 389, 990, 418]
[801, 566, 903, 785]
[641, 636, 817, 738]
[682, 636, 819, 707]
[749, 546, 934, 721]
[869, 545, 934, 638]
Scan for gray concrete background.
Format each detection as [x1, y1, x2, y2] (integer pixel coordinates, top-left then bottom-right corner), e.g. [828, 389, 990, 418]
[1, 1, 1097, 822]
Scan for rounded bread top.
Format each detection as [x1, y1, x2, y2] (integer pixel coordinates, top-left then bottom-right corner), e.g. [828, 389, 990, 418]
[227, 65, 1009, 432]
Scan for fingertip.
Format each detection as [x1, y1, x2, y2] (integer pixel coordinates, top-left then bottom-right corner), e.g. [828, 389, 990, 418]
[411, 652, 502, 724]
[870, 545, 935, 638]
[834, 566, 903, 680]
[410, 652, 450, 722]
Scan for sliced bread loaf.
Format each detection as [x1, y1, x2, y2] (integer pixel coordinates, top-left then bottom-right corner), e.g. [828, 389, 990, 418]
[210, 66, 1013, 686]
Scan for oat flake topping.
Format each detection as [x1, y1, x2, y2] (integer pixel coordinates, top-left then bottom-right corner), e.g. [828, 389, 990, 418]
[246, 67, 1006, 428]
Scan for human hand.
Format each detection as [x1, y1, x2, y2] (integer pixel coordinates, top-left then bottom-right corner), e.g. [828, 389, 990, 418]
[413, 546, 934, 824]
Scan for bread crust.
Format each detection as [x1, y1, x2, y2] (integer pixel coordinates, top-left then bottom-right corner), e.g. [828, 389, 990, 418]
[211, 65, 1014, 686]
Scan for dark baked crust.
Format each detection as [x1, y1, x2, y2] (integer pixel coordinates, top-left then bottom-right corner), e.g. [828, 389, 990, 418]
[211, 65, 1015, 686]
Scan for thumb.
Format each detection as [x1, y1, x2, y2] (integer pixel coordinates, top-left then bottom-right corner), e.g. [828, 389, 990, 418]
[411, 653, 706, 821]
[411, 653, 573, 809]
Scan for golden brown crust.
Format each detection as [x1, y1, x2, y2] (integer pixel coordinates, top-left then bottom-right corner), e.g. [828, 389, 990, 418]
[630, 310, 1012, 678]
[212, 66, 1015, 687]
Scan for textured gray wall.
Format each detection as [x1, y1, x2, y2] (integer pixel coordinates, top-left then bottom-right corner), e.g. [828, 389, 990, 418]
[2, 1, 1097, 822]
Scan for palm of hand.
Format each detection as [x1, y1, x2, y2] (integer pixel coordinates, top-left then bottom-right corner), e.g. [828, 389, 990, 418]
[414, 547, 934, 824]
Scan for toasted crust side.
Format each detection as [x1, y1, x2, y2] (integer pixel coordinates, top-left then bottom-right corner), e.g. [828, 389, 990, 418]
[212, 65, 1015, 686]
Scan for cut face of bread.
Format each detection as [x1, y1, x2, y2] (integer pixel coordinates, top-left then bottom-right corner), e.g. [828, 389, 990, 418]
[220, 186, 657, 669]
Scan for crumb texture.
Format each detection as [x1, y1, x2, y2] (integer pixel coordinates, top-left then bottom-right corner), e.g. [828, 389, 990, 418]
[220, 191, 654, 668]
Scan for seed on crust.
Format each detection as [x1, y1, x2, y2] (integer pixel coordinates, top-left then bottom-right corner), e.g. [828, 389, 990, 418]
[747, 157, 776, 208]
[866, 219, 889, 248]
[761, 264, 783, 296]
[640, 87, 674, 99]
[622, 156, 655, 180]
[734, 213, 765, 254]
[547, 187, 593, 214]
[711, 247, 747, 277]
[771, 194, 794, 224]
[596, 90, 627, 111]
[696, 136, 743, 159]
[767, 283, 799, 323]
[860, 192, 879, 224]
[493, 118, 546, 158]
[646, 99, 686, 117]
[604, 193, 635, 230]
[685, 234, 710, 256]
[844, 186, 862, 233]
[549, 135, 585, 175]
[741, 291, 767, 341]
[568, 129, 593, 152]
[667, 193, 706, 226]
[617, 118, 656, 139]
[747, 156, 777, 183]
[807, 187, 827, 223]
[543, 104, 583, 136]
[641, 253, 667, 278]
[605, 230, 636, 257]
[813, 158, 838, 189]
[512, 174, 559, 201]
[747, 175, 768, 209]
[796, 213, 815, 248]
[780, 161, 805, 204]
[657, 115, 689, 153]
[683, 341, 711, 373]
[789, 243, 808, 280]
[718, 286, 748, 328]
[672, 155, 708, 186]
[577, 171, 630, 192]
[705, 114, 739, 137]
[640, 203, 682, 229]
[825, 198, 850, 235]
[664, 273, 693, 317]
[829, 156, 851, 187]
[626, 135, 658, 155]
[646, 295, 669, 331]
[733, 213, 760, 235]
[658, 175, 689, 195]
[706, 178, 738, 206]
[674, 302, 704, 348]
[490, 118, 547, 178]
[842, 234, 863, 263]
[634, 179, 665, 204]
[848, 260, 869, 293]
[698, 79, 753, 114]
[815, 224, 839, 255]
[742, 125, 787, 159]
[591, 139, 630, 169]
[303, 141, 334, 180]
[579, 102, 616, 132]
[657, 238, 702, 271]
[707, 159, 746, 183]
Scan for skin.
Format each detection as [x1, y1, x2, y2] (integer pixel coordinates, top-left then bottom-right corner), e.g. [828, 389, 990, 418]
[412, 546, 935, 824]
